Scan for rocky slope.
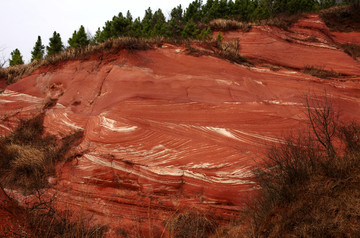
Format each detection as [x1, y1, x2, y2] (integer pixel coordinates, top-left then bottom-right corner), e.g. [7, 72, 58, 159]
[0, 14, 359, 236]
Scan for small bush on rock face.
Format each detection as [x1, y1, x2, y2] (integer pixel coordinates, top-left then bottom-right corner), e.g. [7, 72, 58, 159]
[209, 19, 252, 32]
[302, 65, 341, 79]
[0, 113, 83, 193]
[217, 39, 251, 65]
[0, 115, 105, 237]
[5, 144, 48, 191]
[342, 43, 360, 59]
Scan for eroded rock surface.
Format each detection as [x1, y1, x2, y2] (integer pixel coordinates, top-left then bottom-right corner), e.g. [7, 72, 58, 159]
[0, 14, 359, 236]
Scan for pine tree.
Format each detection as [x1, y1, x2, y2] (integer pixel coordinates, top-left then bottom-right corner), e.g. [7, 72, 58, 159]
[216, 32, 224, 45]
[68, 25, 90, 48]
[126, 10, 133, 22]
[183, 0, 203, 23]
[150, 9, 168, 36]
[129, 17, 142, 37]
[182, 19, 199, 39]
[169, 5, 184, 37]
[110, 13, 132, 37]
[31, 36, 45, 61]
[199, 26, 212, 40]
[47, 31, 64, 56]
[142, 7, 153, 37]
[94, 22, 112, 43]
[9, 49, 24, 66]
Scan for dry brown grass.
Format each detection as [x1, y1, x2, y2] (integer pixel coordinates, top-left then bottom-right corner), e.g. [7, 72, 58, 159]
[0, 35, 254, 86]
[0, 35, 252, 85]
[260, 13, 303, 31]
[2, 144, 49, 191]
[0, 188, 108, 238]
[166, 211, 217, 238]
[0, 113, 83, 193]
[0, 37, 158, 85]
[0, 61, 41, 85]
[209, 19, 252, 32]
[183, 39, 251, 66]
[44, 37, 157, 66]
[0, 113, 105, 237]
[320, 5, 360, 32]
[302, 65, 342, 79]
[217, 40, 252, 65]
[250, 151, 360, 237]
[342, 43, 360, 60]
[27, 205, 108, 238]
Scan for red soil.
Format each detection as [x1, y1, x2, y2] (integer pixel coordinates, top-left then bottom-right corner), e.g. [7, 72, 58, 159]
[0, 13, 359, 237]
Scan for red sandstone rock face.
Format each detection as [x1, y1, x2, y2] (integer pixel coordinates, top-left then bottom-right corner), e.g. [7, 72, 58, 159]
[222, 15, 360, 75]
[0, 187, 30, 236]
[0, 14, 360, 237]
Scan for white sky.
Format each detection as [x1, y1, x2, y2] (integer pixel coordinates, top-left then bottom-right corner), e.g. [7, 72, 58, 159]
[0, 0, 194, 65]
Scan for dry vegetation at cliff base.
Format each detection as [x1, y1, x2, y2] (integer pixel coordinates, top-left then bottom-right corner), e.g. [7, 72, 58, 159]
[214, 98, 360, 237]
[0, 113, 83, 193]
[0, 114, 109, 237]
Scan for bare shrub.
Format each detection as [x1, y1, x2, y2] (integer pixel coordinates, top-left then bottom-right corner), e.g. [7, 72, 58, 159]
[28, 207, 108, 238]
[243, 96, 360, 237]
[305, 95, 338, 158]
[166, 211, 217, 238]
[0, 188, 108, 237]
[0, 48, 6, 68]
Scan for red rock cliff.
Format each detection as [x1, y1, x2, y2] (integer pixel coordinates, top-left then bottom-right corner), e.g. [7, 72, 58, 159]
[0, 14, 359, 237]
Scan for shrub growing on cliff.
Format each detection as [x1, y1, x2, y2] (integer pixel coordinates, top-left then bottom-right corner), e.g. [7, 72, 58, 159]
[26, 196, 108, 238]
[245, 96, 360, 237]
[209, 19, 252, 32]
[166, 211, 217, 238]
[0, 114, 83, 193]
[302, 65, 341, 79]
[342, 43, 360, 59]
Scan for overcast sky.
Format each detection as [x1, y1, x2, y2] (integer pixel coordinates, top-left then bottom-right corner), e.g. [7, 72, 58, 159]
[0, 0, 194, 65]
